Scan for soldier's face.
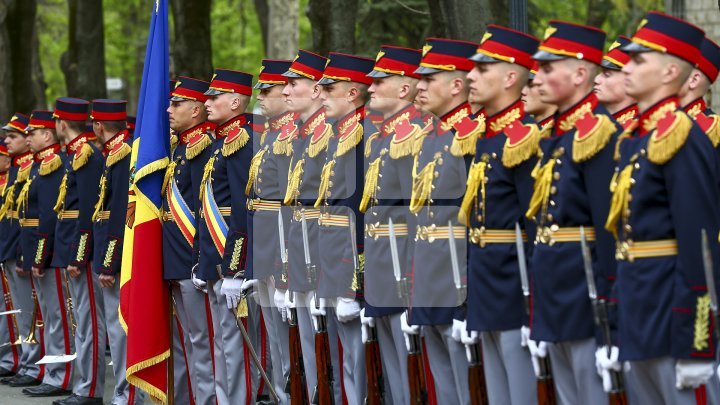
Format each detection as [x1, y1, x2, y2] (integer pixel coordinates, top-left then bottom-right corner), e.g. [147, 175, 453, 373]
[319, 82, 352, 119]
[167, 100, 196, 132]
[522, 81, 544, 116]
[533, 60, 576, 106]
[25, 129, 47, 152]
[204, 93, 237, 124]
[368, 77, 396, 113]
[282, 78, 318, 114]
[415, 72, 453, 116]
[593, 68, 627, 107]
[622, 52, 663, 101]
[467, 63, 504, 106]
[257, 85, 285, 118]
[0, 154, 9, 172]
[4, 131, 28, 155]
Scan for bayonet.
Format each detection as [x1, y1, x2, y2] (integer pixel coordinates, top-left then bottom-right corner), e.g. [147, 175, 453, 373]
[448, 220, 466, 306]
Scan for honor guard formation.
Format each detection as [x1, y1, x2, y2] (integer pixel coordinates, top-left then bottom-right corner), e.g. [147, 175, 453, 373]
[3, 9, 720, 405]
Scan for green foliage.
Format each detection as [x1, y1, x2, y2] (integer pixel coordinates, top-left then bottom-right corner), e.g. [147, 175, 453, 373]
[37, 0, 68, 106]
[355, 0, 432, 57]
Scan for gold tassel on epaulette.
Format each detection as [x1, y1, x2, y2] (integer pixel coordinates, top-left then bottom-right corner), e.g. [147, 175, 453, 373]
[409, 158, 436, 214]
[0, 184, 14, 220]
[162, 160, 178, 196]
[53, 173, 68, 214]
[170, 134, 179, 153]
[260, 129, 268, 147]
[525, 159, 555, 219]
[106, 143, 131, 167]
[284, 159, 304, 205]
[91, 174, 107, 221]
[16, 178, 33, 217]
[412, 128, 429, 156]
[648, 112, 692, 165]
[314, 160, 335, 207]
[16, 164, 30, 184]
[72, 143, 93, 171]
[704, 115, 720, 147]
[390, 124, 421, 159]
[273, 135, 292, 156]
[336, 124, 363, 157]
[502, 124, 541, 168]
[186, 133, 212, 160]
[450, 121, 484, 157]
[199, 156, 216, 204]
[572, 114, 616, 163]
[246, 149, 267, 196]
[308, 124, 332, 158]
[39, 155, 62, 176]
[360, 158, 380, 213]
[364, 132, 379, 158]
[458, 160, 486, 226]
[604, 164, 633, 239]
[222, 129, 249, 157]
[693, 293, 711, 352]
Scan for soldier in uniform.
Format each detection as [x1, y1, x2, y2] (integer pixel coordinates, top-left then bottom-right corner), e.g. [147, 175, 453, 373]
[527, 21, 623, 404]
[594, 36, 639, 129]
[406, 37, 478, 404]
[461, 25, 541, 405]
[0, 113, 44, 388]
[679, 36, 720, 147]
[19, 110, 74, 398]
[91, 99, 138, 404]
[247, 58, 295, 404]
[316, 52, 376, 404]
[521, 63, 556, 131]
[52, 98, 106, 405]
[361, 44, 423, 404]
[197, 68, 258, 404]
[0, 139, 21, 378]
[280, 49, 346, 402]
[164, 77, 217, 405]
[607, 12, 720, 403]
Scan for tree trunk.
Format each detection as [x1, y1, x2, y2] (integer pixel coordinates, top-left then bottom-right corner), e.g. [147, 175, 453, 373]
[425, 0, 490, 42]
[586, 0, 612, 28]
[306, 0, 359, 55]
[31, 27, 46, 108]
[7, 0, 41, 112]
[170, 0, 212, 78]
[267, 0, 298, 59]
[254, 0, 269, 55]
[0, 0, 13, 119]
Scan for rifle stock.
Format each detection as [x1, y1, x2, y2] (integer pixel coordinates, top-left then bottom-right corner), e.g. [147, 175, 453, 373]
[467, 341, 489, 405]
[535, 357, 556, 405]
[365, 325, 384, 405]
[288, 307, 309, 405]
[313, 313, 334, 405]
[407, 333, 428, 404]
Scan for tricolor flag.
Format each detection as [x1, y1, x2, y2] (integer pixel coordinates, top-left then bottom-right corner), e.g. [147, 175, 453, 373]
[119, 0, 171, 402]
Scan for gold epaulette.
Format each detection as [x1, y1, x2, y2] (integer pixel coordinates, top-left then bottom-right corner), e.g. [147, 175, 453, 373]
[283, 159, 304, 205]
[162, 160, 178, 196]
[572, 113, 617, 163]
[308, 123, 333, 158]
[53, 173, 68, 214]
[72, 143, 93, 171]
[222, 128, 250, 157]
[246, 148, 267, 196]
[458, 159, 486, 225]
[364, 132, 379, 158]
[647, 111, 692, 165]
[186, 132, 212, 160]
[170, 134, 179, 152]
[502, 122, 541, 168]
[409, 156, 435, 214]
[336, 123, 363, 157]
[39, 154, 62, 176]
[389, 121, 422, 159]
[314, 160, 336, 207]
[450, 116, 485, 157]
[695, 112, 720, 147]
[106, 142, 131, 167]
[412, 123, 431, 156]
[16, 164, 31, 184]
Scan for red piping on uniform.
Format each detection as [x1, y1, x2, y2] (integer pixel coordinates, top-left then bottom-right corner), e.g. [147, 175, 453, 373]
[85, 265, 100, 397]
[204, 295, 217, 405]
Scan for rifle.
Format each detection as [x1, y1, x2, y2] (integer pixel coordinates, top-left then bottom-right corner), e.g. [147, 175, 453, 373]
[389, 218, 428, 404]
[351, 215, 384, 405]
[280, 211, 309, 404]
[515, 223, 556, 405]
[302, 212, 334, 405]
[450, 220, 487, 405]
[580, 226, 627, 405]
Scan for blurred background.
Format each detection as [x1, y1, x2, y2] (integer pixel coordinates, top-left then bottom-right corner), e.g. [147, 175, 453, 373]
[1, 0, 717, 118]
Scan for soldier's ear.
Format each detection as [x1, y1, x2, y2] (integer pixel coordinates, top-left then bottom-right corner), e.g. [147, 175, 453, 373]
[505, 69, 519, 90]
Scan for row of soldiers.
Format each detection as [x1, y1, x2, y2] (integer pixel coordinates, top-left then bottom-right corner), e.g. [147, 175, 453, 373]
[1, 9, 720, 405]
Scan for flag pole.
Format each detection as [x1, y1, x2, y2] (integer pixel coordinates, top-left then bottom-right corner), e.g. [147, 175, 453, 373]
[167, 286, 174, 405]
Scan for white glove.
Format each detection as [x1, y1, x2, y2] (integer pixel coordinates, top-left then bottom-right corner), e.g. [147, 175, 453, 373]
[595, 346, 621, 393]
[284, 289, 296, 309]
[360, 308, 375, 344]
[307, 292, 327, 317]
[400, 312, 420, 352]
[221, 278, 243, 310]
[274, 288, 288, 322]
[527, 339, 548, 378]
[191, 265, 207, 293]
[336, 297, 361, 323]
[676, 359, 715, 389]
[241, 278, 259, 294]
[520, 325, 531, 348]
[451, 319, 466, 343]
